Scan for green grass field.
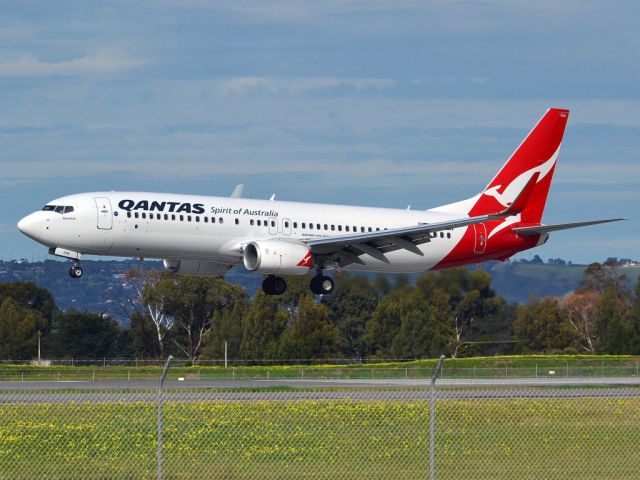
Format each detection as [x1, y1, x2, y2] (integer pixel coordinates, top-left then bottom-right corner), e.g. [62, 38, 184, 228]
[1, 354, 639, 382]
[0, 391, 638, 479]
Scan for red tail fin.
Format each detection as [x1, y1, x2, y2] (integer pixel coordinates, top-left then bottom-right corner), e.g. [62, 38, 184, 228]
[469, 108, 569, 223]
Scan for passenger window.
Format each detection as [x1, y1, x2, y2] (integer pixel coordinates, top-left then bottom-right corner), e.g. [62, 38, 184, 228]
[302, 222, 306, 229]
[271, 220, 275, 227]
[180, 215, 184, 221]
[127, 212, 132, 218]
[368, 227, 372, 232]
[331, 225, 335, 231]
[284, 221, 289, 228]
[309, 223, 313, 230]
[250, 219, 254, 226]
[317, 224, 321, 230]
[346, 226, 350, 232]
[150, 213, 154, 219]
[204, 216, 208, 223]
[439, 232, 444, 238]
[338, 225, 342, 232]
[196, 216, 200, 223]
[361, 227, 365, 232]
[211, 217, 215, 223]
[172, 214, 176, 221]
[143, 213, 148, 219]
[219, 218, 223, 224]
[187, 216, 192, 222]
[324, 224, 328, 230]
[447, 232, 451, 238]
[353, 226, 357, 232]
[235, 218, 239, 225]
[134, 212, 139, 219]
[293, 222, 298, 228]
[376, 228, 380, 231]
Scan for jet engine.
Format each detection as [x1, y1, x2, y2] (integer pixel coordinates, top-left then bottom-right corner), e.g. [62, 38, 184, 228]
[162, 259, 230, 276]
[243, 240, 312, 275]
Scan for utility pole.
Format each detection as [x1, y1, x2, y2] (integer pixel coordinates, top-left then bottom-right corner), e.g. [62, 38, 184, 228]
[37, 330, 41, 366]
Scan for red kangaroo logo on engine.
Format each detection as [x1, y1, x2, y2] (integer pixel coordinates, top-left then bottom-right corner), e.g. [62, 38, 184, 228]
[297, 251, 313, 267]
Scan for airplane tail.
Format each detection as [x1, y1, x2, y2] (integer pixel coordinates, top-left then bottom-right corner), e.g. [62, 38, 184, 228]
[468, 108, 569, 223]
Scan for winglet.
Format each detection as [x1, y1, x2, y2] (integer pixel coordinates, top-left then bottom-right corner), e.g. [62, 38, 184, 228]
[230, 184, 244, 198]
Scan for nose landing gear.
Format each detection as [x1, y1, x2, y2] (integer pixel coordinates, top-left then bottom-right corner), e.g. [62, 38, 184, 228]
[69, 263, 83, 279]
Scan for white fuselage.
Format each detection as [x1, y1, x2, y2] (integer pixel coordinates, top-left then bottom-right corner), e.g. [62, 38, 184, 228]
[18, 191, 467, 273]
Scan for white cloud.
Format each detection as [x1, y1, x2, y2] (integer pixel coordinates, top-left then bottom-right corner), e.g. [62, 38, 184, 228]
[217, 76, 394, 95]
[0, 49, 145, 77]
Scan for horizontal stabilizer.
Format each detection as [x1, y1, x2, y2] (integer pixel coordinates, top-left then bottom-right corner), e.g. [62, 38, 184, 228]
[513, 218, 625, 236]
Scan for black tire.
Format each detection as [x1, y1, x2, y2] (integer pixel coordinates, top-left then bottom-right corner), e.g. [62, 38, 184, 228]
[309, 276, 322, 295]
[69, 266, 83, 278]
[320, 275, 334, 294]
[272, 277, 287, 295]
[262, 276, 274, 295]
[310, 275, 334, 295]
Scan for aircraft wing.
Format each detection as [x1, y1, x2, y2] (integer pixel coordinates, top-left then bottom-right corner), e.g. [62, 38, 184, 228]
[305, 172, 540, 267]
[306, 211, 506, 266]
[513, 218, 625, 236]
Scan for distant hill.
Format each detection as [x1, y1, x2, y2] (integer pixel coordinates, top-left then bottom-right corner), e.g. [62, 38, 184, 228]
[474, 261, 640, 303]
[1, 259, 638, 321]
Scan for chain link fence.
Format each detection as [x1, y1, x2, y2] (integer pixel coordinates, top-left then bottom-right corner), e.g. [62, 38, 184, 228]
[0, 362, 638, 479]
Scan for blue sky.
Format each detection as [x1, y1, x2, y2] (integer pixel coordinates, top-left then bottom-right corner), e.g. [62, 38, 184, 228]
[1, 1, 638, 263]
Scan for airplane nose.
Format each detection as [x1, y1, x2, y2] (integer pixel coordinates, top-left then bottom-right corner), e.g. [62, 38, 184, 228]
[17, 214, 38, 238]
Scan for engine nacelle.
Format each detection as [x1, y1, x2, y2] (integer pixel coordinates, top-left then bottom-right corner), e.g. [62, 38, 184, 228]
[243, 240, 312, 275]
[163, 259, 230, 277]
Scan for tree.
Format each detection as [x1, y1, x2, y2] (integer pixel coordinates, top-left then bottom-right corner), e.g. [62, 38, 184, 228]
[563, 291, 599, 353]
[279, 294, 342, 360]
[239, 292, 288, 361]
[0, 281, 58, 330]
[129, 311, 162, 358]
[123, 268, 173, 359]
[594, 288, 633, 354]
[322, 274, 378, 359]
[152, 276, 245, 364]
[47, 310, 129, 358]
[0, 297, 46, 359]
[513, 298, 578, 353]
[201, 295, 247, 361]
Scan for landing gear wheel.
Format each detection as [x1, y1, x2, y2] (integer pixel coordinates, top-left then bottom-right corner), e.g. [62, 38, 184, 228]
[69, 265, 83, 279]
[310, 275, 334, 295]
[262, 275, 287, 295]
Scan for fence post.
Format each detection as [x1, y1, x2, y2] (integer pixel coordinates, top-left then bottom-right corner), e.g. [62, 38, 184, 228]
[430, 355, 445, 480]
[157, 355, 173, 480]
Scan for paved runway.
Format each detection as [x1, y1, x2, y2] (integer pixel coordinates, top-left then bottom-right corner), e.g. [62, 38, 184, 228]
[0, 377, 638, 403]
[1, 376, 639, 391]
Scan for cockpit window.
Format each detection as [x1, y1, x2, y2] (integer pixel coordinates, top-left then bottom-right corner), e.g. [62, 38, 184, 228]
[42, 205, 74, 214]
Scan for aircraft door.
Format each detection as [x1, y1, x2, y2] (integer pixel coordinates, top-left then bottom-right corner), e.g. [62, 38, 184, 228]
[473, 223, 487, 254]
[268, 217, 278, 235]
[282, 218, 292, 236]
[95, 197, 113, 230]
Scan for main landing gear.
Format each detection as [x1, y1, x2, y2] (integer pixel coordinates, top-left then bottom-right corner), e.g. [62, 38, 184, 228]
[310, 272, 334, 295]
[68, 263, 83, 279]
[262, 275, 287, 295]
[261, 270, 335, 296]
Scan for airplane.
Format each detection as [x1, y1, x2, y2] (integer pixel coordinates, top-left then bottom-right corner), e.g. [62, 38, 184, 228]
[17, 108, 623, 296]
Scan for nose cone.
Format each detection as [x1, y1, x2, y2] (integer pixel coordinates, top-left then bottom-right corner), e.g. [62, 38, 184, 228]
[17, 214, 40, 240]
